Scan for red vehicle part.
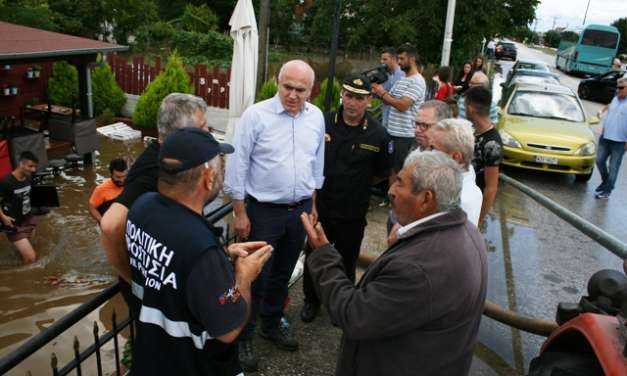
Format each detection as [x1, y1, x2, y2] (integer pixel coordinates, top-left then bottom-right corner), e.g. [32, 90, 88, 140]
[539, 313, 626, 376]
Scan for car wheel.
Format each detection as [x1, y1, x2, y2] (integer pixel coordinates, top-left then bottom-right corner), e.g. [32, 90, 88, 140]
[578, 85, 589, 99]
[529, 351, 603, 376]
[575, 170, 593, 183]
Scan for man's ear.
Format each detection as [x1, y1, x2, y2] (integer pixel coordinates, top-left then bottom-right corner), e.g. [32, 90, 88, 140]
[203, 166, 216, 191]
[422, 190, 437, 212]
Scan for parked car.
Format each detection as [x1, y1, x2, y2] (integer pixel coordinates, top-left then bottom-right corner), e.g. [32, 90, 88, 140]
[497, 83, 598, 182]
[495, 41, 518, 61]
[499, 70, 561, 106]
[506, 59, 551, 82]
[578, 69, 626, 103]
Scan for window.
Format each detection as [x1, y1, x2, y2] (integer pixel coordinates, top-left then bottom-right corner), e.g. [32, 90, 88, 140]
[581, 30, 618, 49]
[508, 91, 585, 122]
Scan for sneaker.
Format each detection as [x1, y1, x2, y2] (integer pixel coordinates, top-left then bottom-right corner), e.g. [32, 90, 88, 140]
[238, 339, 258, 372]
[594, 184, 605, 193]
[595, 192, 610, 199]
[300, 302, 320, 323]
[259, 322, 299, 351]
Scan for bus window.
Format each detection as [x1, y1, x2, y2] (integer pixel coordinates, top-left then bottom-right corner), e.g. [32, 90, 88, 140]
[581, 30, 618, 49]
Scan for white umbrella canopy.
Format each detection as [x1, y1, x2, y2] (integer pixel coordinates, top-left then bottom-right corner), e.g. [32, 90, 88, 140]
[225, 0, 259, 142]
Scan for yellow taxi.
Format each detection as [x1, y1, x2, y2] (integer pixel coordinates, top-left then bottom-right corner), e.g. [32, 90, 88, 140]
[497, 83, 598, 182]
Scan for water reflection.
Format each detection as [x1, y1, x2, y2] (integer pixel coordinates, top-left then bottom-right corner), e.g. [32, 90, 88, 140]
[0, 136, 145, 373]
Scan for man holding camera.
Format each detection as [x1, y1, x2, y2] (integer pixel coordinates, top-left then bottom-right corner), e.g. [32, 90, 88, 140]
[379, 48, 405, 128]
[300, 74, 391, 323]
[371, 44, 426, 189]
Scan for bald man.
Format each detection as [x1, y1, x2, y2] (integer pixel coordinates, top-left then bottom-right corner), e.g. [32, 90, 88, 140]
[458, 71, 499, 124]
[225, 59, 325, 371]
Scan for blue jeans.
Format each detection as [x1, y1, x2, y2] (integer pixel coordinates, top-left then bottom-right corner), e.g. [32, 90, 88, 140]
[239, 199, 311, 340]
[595, 136, 626, 194]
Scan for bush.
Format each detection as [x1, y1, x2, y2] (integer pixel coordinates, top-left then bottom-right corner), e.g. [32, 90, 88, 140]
[170, 30, 232, 61]
[313, 78, 341, 112]
[92, 63, 126, 116]
[134, 21, 176, 50]
[133, 52, 193, 129]
[256, 79, 278, 102]
[48, 61, 78, 107]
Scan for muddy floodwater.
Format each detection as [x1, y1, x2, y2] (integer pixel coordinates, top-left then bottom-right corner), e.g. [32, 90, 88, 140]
[0, 136, 146, 375]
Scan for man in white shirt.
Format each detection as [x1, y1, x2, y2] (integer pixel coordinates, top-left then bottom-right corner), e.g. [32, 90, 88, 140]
[425, 118, 482, 226]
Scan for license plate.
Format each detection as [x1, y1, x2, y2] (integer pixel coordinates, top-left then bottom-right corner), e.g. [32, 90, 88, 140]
[534, 156, 558, 165]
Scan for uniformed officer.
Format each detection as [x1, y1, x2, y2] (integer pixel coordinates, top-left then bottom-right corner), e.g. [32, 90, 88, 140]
[126, 128, 273, 375]
[301, 74, 392, 323]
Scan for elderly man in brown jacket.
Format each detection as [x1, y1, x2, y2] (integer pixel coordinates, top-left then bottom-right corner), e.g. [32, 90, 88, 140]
[301, 149, 487, 376]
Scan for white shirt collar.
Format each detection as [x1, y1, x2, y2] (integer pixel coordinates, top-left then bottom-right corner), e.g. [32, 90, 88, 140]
[397, 211, 448, 239]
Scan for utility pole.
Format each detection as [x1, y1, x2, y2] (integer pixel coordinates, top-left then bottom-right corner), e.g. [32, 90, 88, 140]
[440, 0, 457, 66]
[552, 16, 558, 30]
[257, 0, 271, 92]
[582, 0, 591, 26]
[324, 0, 342, 112]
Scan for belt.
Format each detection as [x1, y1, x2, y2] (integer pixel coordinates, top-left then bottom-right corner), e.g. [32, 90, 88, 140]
[248, 195, 310, 209]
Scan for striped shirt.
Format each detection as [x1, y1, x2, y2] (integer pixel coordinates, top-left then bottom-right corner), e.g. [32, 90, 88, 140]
[387, 74, 426, 138]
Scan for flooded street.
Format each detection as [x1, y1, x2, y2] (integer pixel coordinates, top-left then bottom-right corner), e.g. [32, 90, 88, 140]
[0, 137, 145, 374]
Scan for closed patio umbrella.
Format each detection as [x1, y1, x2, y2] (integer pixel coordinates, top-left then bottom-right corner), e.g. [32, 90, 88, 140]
[225, 0, 258, 142]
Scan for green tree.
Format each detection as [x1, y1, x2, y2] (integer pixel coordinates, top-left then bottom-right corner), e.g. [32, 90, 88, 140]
[48, 61, 79, 107]
[92, 62, 126, 116]
[49, 0, 108, 38]
[543, 29, 561, 48]
[0, 0, 58, 31]
[107, 0, 159, 45]
[612, 17, 627, 56]
[560, 30, 579, 43]
[133, 53, 193, 129]
[178, 3, 219, 33]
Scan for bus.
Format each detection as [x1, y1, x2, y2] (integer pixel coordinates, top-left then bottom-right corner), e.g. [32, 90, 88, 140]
[555, 24, 620, 76]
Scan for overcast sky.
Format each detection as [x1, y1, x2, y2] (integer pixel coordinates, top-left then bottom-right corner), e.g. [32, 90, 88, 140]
[534, 0, 626, 32]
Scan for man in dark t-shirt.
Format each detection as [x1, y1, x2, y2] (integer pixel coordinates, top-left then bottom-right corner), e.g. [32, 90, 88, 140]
[0, 151, 39, 263]
[100, 93, 210, 318]
[128, 128, 271, 375]
[466, 86, 502, 225]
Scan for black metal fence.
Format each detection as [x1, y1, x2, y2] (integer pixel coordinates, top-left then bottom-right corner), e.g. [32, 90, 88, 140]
[0, 201, 234, 375]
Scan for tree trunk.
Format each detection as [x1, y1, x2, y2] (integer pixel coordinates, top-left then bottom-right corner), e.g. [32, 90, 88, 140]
[257, 0, 271, 92]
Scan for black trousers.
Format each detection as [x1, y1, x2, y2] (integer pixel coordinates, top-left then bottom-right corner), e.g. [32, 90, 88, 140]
[303, 216, 366, 306]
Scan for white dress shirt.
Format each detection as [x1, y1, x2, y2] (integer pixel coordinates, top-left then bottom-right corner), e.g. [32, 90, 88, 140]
[461, 166, 482, 226]
[224, 95, 325, 204]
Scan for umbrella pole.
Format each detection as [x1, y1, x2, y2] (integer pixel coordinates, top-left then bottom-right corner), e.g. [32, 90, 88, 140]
[324, 0, 342, 112]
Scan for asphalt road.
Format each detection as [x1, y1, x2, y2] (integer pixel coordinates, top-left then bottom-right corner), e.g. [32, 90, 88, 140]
[477, 43, 626, 374]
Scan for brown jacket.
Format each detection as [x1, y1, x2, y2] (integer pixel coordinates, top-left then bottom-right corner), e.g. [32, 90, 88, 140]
[307, 208, 487, 376]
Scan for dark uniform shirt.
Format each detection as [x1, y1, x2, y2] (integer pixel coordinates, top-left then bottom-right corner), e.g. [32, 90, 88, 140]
[116, 141, 160, 208]
[472, 127, 503, 191]
[127, 192, 245, 376]
[317, 107, 392, 220]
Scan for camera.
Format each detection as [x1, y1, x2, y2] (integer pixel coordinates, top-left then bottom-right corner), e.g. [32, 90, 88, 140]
[362, 65, 388, 85]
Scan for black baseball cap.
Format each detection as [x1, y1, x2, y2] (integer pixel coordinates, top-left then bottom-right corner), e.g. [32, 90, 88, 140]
[159, 127, 234, 174]
[342, 74, 372, 96]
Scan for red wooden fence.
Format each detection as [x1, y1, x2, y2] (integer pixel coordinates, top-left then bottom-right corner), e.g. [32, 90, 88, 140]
[106, 54, 230, 109]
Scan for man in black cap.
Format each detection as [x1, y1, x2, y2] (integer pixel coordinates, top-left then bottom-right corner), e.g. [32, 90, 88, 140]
[126, 127, 273, 376]
[301, 74, 392, 322]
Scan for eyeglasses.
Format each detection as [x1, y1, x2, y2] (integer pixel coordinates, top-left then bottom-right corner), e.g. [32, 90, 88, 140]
[415, 121, 435, 130]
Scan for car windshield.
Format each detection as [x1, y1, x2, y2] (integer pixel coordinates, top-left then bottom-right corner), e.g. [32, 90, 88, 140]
[511, 76, 560, 86]
[508, 91, 584, 122]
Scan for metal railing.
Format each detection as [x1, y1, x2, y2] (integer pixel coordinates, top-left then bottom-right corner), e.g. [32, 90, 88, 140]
[0, 201, 235, 375]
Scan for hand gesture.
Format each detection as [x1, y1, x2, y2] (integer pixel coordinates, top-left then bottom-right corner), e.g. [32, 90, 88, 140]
[371, 83, 386, 97]
[300, 213, 330, 251]
[234, 211, 251, 240]
[235, 244, 273, 284]
[227, 241, 268, 259]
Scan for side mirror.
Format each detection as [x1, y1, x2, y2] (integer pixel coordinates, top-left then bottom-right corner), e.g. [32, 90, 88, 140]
[588, 116, 600, 125]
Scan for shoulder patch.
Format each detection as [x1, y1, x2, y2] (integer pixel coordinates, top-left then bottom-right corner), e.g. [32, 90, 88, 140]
[387, 140, 394, 154]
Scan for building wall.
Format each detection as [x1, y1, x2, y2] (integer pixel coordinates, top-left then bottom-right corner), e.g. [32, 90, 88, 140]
[0, 62, 53, 120]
